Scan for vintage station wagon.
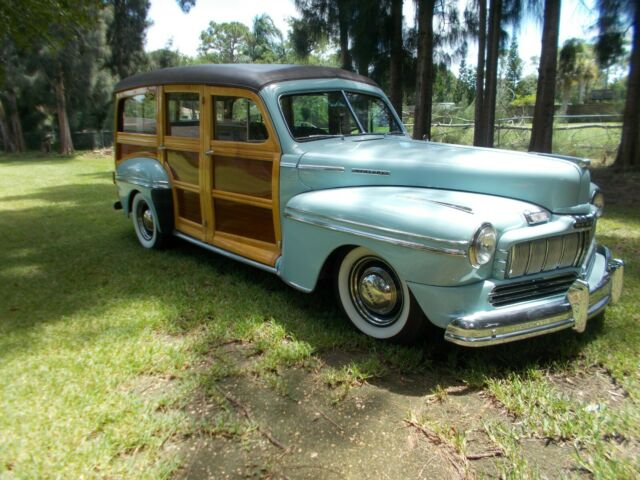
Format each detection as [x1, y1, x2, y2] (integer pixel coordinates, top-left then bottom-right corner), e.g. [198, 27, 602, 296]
[112, 64, 624, 346]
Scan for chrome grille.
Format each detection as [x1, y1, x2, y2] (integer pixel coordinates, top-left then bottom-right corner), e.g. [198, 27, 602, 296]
[489, 273, 578, 307]
[506, 231, 591, 278]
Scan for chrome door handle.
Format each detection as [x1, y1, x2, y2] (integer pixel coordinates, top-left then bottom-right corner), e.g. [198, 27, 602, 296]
[205, 149, 215, 156]
[158, 145, 167, 151]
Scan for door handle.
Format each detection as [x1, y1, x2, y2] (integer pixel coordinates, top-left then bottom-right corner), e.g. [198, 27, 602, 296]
[158, 145, 167, 151]
[205, 149, 215, 156]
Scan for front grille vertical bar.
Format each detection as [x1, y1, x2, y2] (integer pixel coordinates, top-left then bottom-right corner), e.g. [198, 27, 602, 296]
[542, 238, 550, 271]
[559, 236, 566, 269]
[524, 242, 533, 275]
[573, 231, 583, 266]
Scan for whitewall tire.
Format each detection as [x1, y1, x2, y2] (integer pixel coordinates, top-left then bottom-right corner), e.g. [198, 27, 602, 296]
[132, 193, 167, 249]
[335, 247, 426, 341]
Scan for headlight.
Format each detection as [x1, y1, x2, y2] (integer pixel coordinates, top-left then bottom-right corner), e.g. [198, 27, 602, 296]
[469, 224, 497, 268]
[591, 190, 604, 217]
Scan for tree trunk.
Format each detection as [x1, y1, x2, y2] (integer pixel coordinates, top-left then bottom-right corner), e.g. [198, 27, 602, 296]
[412, 0, 435, 140]
[54, 68, 74, 155]
[389, 0, 403, 117]
[0, 100, 16, 153]
[5, 88, 25, 152]
[473, 0, 487, 146]
[615, 2, 640, 169]
[478, 0, 501, 147]
[338, 0, 353, 71]
[529, 0, 561, 153]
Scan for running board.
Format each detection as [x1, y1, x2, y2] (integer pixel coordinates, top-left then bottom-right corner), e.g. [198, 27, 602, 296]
[174, 232, 278, 275]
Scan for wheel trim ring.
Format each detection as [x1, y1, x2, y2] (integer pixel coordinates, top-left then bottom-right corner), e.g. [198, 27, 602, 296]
[348, 256, 404, 327]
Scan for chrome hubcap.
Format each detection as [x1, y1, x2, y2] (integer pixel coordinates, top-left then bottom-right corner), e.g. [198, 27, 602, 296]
[136, 202, 154, 241]
[358, 268, 397, 315]
[142, 209, 154, 233]
[349, 257, 403, 327]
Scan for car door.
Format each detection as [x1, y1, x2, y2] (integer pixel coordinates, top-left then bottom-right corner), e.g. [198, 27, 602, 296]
[202, 87, 281, 266]
[160, 85, 205, 241]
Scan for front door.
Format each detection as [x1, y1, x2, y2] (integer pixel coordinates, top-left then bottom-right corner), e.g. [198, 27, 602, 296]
[160, 86, 205, 241]
[202, 87, 281, 266]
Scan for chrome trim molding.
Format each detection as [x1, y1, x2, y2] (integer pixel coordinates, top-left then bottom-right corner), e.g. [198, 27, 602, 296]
[280, 162, 298, 168]
[444, 247, 624, 347]
[298, 164, 345, 172]
[285, 206, 469, 255]
[351, 168, 391, 176]
[428, 200, 474, 214]
[115, 175, 171, 190]
[284, 209, 467, 257]
[174, 232, 279, 275]
[396, 194, 473, 214]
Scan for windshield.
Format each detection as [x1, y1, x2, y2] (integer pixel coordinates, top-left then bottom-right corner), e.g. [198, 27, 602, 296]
[279, 91, 403, 141]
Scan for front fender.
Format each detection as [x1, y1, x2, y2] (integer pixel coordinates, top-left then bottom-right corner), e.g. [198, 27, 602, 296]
[279, 186, 522, 291]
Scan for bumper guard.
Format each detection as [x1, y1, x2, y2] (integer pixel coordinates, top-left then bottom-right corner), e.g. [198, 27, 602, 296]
[444, 246, 624, 347]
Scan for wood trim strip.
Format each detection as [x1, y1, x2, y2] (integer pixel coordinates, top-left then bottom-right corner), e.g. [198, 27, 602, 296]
[163, 136, 200, 151]
[173, 179, 200, 193]
[211, 189, 273, 209]
[213, 231, 279, 266]
[116, 132, 158, 146]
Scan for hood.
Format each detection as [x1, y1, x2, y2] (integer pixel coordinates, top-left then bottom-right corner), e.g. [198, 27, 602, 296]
[296, 136, 591, 213]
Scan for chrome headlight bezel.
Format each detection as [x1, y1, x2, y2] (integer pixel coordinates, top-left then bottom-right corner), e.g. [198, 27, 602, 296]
[591, 189, 604, 217]
[469, 223, 497, 268]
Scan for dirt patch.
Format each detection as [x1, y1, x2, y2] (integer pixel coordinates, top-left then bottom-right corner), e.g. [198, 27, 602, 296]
[549, 366, 629, 405]
[171, 343, 632, 479]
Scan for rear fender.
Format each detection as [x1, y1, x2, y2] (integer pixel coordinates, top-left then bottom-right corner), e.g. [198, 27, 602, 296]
[115, 157, 173, 234]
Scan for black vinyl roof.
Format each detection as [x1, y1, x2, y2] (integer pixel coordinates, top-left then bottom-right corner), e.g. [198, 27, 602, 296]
[114, 64, 378, 93]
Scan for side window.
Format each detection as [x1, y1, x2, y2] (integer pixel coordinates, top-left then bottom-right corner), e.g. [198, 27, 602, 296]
[166, 92, 200, 137]
[213, 96, 268, 142]
[119, 92, 156, 134]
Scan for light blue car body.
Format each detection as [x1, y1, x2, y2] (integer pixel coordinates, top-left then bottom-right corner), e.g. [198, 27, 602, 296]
[115, 76, 623, 345]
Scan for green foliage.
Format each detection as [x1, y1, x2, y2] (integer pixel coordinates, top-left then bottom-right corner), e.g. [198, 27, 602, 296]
[246, 14, 286, 63]
[0, 0, 99, 51]
[504, 38, 523, 93]
[145, 42, 192, 71]
[198, 21, 251, 63]
[433, 64, 458, 103]
[106, 0, 150, 79]
[510, 93, 536, 106]
[515, 73, 538, 97]
[455, 57, 476, 105]
[594, 0, 632, 70]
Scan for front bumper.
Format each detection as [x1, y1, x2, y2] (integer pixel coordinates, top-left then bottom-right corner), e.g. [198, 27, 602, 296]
[444, 246, 624, 347]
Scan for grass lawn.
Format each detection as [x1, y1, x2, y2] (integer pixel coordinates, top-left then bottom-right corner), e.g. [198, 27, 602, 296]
[0, 152, 638, 479]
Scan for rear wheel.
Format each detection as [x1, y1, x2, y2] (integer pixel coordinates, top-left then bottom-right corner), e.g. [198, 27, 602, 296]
[131, 193, 168, 249]
[335, 247, 427, 342]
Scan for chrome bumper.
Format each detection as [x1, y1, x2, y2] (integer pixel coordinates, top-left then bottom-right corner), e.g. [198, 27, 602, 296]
[444, 247, 624, 347]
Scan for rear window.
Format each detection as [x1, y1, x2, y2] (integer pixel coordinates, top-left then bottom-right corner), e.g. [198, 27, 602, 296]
[119, 92, 157, 134]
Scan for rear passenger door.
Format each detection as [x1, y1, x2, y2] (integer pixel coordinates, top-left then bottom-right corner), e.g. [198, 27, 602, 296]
[160, 86, 205, 241]
[203, 87, 281, 267]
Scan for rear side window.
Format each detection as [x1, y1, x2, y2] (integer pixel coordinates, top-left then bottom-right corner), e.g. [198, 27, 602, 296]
[213, 96, 268, 142]
[119, 92, 157, 134]
[166, 92, 200, 137]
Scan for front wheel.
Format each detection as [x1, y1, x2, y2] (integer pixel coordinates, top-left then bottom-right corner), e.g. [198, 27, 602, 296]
[131, 193, 168, 249]
[335, 247, 427, 342]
